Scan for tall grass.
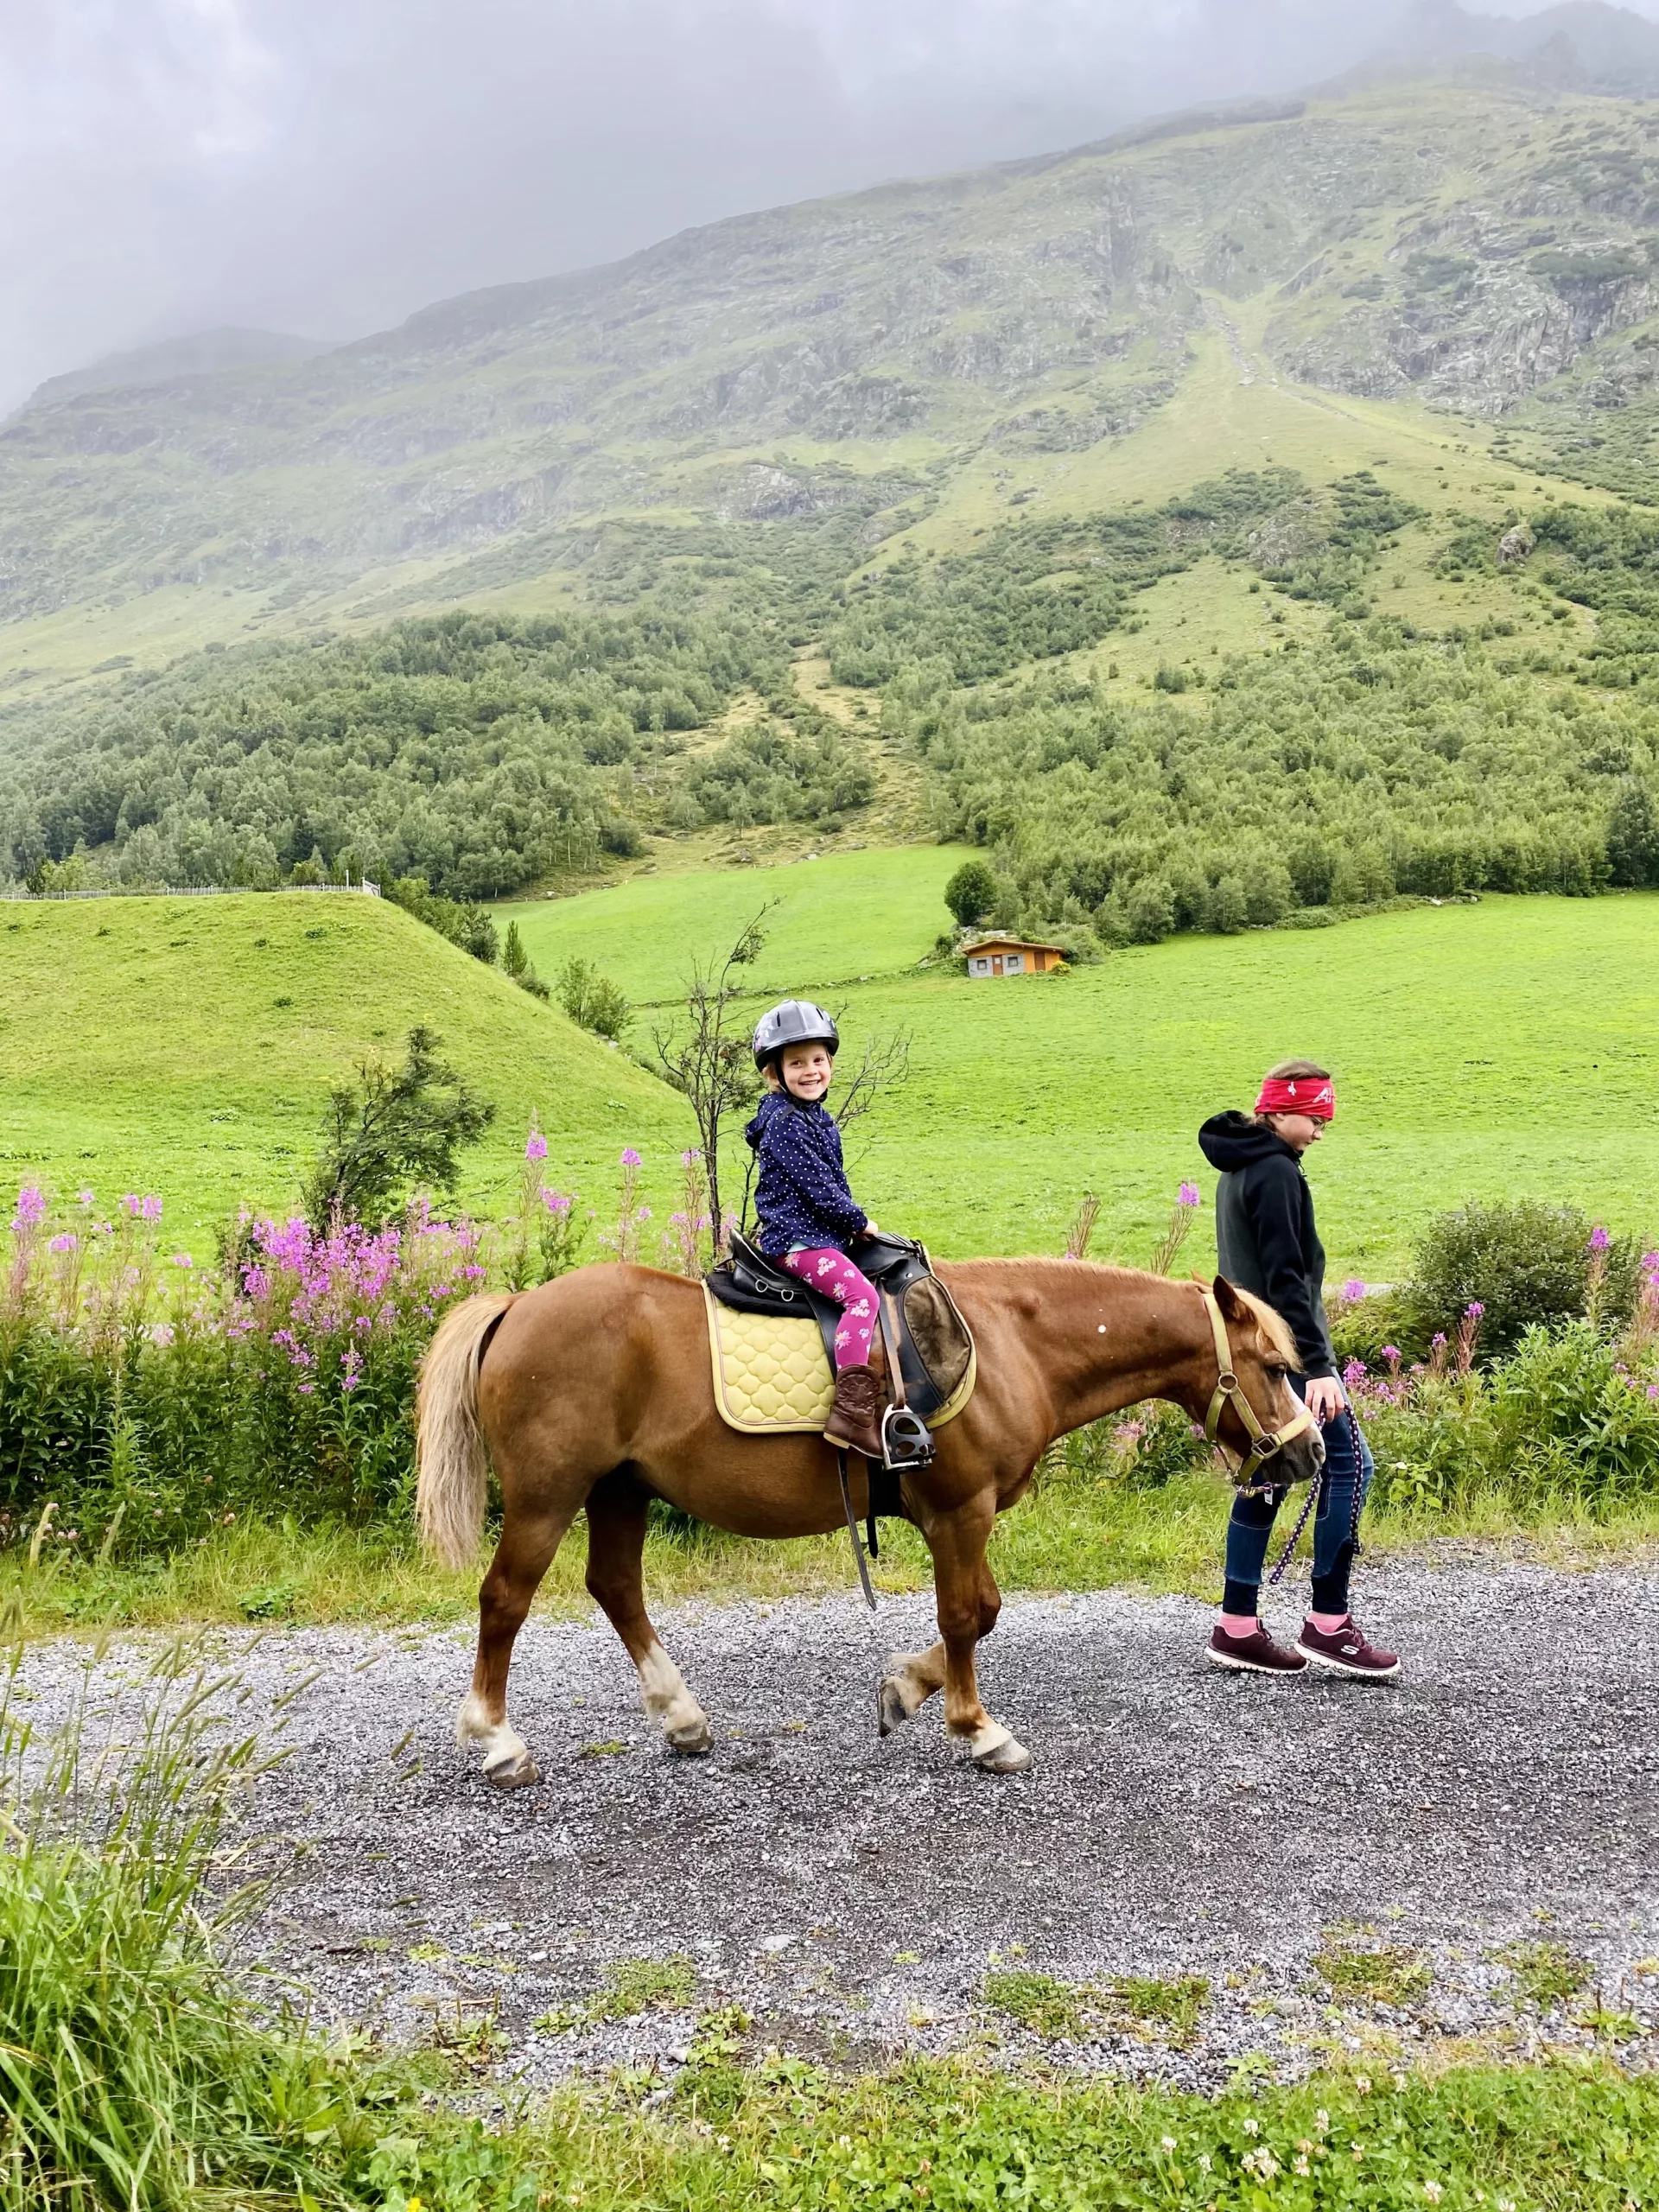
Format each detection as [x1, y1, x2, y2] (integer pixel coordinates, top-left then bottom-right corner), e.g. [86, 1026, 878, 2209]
[0, 1639, 382, 2210]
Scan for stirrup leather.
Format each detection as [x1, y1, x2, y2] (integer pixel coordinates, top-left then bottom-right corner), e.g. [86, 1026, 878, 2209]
[1199, 1289, 1316, 1488]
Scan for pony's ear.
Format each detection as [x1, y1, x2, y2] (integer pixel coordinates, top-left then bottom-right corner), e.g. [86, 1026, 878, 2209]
[1211, 1274, 1251, 1325]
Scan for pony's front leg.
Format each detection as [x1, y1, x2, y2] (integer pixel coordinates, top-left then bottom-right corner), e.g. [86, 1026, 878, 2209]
[925, 1497, 1032, 1774]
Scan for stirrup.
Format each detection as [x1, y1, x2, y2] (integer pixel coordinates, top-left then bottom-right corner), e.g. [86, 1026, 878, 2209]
[880, 1403, 933, 1471]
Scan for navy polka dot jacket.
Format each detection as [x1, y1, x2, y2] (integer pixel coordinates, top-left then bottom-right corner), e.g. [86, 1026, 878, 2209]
[744, 1090, 868, 1257]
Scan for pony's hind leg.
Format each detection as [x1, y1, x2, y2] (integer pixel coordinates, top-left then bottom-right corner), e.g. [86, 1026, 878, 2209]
[881, 1558, 1005, 1738]
[879, 1642, 945, 1734]
[458, 1503, 575, 1788]
[584, 1473, 713, 1756]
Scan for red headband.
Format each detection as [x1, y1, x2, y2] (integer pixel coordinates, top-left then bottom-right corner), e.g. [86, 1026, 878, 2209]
[1255, 1075, 1335, 1121]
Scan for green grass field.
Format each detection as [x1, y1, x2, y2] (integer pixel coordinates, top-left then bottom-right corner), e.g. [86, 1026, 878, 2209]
[507, 861, 1659, 1274]
[0, 893, 690, 1241]
[5, 870, 1656, 1271]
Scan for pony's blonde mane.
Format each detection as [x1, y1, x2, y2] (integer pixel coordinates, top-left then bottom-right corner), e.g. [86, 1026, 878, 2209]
[1230, 1285, 1300, 1366]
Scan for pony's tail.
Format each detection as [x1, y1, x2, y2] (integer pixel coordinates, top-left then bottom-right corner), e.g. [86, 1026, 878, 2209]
[416, 1294, 515, 1570]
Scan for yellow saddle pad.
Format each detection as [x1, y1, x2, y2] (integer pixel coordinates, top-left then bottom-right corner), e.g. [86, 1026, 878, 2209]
[702, 1285, 976, 1437]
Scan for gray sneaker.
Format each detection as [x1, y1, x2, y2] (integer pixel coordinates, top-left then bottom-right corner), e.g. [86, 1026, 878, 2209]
[1205, 1623, 1308, 1675]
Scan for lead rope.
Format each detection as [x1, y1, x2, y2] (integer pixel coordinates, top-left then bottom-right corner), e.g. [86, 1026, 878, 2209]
[1263, 1404, 1366, 1588]
[1264, 1468, 1320, 1586]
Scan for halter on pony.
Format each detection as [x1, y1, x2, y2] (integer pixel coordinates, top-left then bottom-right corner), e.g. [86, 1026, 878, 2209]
[1198, 1287, 1317, 1490]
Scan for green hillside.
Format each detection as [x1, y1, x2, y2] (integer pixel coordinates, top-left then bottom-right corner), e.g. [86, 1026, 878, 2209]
[7, 67, 1659, 684]
[0, 893, 690, 1238]
[512, 858, 1659, 1274]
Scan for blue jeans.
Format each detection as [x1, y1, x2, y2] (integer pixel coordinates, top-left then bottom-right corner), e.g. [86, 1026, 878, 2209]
[1222, 1376, 1374, 1617]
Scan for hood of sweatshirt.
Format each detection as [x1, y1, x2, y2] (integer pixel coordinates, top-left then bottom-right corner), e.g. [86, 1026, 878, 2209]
[1197, 1109, 1300, 1174]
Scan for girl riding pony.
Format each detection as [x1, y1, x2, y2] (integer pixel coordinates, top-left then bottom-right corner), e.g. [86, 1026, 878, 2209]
[745, 1000, 885, 1460]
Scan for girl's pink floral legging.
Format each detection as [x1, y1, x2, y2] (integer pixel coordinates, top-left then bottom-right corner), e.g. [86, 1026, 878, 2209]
[781, 1247, 878, 1369]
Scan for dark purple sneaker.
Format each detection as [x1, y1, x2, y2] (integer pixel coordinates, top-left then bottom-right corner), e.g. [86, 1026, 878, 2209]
[1294, 1618, 1401, 1679]
[1205, 1623, 1308, 1675]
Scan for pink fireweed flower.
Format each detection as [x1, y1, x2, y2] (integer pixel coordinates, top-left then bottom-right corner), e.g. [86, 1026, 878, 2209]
[1343, 1358, 1369, 1389]
[620, 1147, 641, 1167]
[120, 1194, 141, 1217]
[524, 1129, 549, 1162]
[1178, 1180, 1200, 1208]
[1432, 1332, 1447, 1347]
[141, 1195, 162, 1222]
[170, 1253, 193, 1268]
[541, 1188, 572, 1215]
[1465, 1302, 1484, 1319]
[1342, 1279, 1367, 1303]
[12, 1185, 47, 1231]
[1589, 1224, 1611, 1252]
[1382, 1344, 1402, 1365]
[47, 1232, 78, 1255]
[681, 1148, 703, 1167]
[76, 1189, 94, 1207]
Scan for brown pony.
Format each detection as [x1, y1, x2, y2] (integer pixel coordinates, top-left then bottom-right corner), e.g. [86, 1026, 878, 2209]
[415, 1260, 1319, 1783]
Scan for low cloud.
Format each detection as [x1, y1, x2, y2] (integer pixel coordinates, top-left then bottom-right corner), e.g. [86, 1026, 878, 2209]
[3, 0, 1652, 410]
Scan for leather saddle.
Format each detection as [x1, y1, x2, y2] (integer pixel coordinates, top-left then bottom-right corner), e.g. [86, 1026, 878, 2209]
[706, 1230, 975, 1479]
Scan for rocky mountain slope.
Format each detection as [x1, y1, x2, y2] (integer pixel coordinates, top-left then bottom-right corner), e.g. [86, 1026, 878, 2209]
[7, 57, 1659, 642]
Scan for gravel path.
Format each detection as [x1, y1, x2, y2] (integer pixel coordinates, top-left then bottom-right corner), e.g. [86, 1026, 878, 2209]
[18, 1557, 1658, 2088]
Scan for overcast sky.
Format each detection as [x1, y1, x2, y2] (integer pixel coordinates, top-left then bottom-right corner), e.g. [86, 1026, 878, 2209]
[1, 0, 1649, 411]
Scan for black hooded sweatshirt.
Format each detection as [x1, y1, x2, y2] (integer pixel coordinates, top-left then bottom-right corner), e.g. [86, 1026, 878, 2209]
[1197, 1111, 1336, 1380]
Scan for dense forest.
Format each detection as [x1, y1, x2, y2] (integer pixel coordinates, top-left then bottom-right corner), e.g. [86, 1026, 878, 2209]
[3, 474, 1658, 939]
[902, 620, 1658, 945]
[0, 611, 870, 896]
[884, 490, 1659, 943]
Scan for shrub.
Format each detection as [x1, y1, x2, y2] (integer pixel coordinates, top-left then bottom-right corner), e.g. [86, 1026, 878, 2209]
[1349, 1303, 1659, 1516]
[1400, 1198, 1645, 1356]
[501, 920, 551, 1001]
[944, 858, 999, 929]
[300, 1025, 496, 1231]
[555, 955, 632, 1040]
[384, 874, 499, 963]
[0, 1183, 489, 1550]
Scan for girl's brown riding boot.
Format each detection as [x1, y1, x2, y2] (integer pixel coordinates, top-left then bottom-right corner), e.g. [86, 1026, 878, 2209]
[824, 1362, 885, 1460]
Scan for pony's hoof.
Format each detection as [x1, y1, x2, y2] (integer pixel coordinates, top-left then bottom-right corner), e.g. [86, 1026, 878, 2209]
[975, 1736, 1033, 1777]
[878, 1678, 912, 1736]
[666, 1717, 714, 1756]
[484, 1750, 539, 1789]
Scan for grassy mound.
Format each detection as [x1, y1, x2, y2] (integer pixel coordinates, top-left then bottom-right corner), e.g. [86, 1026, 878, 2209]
[0, 892, 689, 1236]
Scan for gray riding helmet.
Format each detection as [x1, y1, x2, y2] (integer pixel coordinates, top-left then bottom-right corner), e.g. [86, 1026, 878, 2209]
[752, 999, 839, 1070]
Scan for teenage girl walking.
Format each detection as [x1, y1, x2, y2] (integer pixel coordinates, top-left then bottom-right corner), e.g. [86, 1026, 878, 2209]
[745, 1000, 886, 1460]
[1198, 1058, 1399, 1680]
